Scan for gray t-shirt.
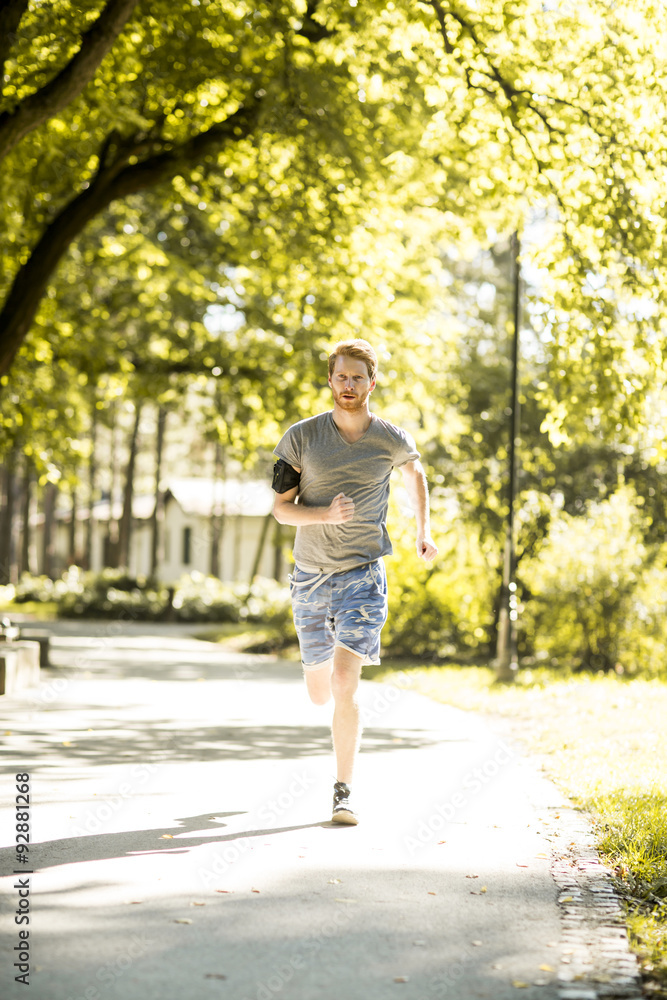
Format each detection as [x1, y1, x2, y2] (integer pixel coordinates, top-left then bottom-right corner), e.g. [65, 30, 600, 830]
[274, 410, 419, 573]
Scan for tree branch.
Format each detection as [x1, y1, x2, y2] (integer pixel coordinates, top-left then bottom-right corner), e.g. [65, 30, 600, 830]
[427, 0, 589, 136]
[0, 98, 264, 377]
[0, 0, 29, 97]
[296, 1, 335, 43]
[0, 0, 140, 165]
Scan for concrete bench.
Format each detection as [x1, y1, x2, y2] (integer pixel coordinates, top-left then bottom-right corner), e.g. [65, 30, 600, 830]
[17, 629, 51, 667]
[0, 641, 40, 695]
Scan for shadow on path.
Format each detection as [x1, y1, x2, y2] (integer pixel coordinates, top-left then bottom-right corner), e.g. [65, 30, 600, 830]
[0, 811, 346, 878]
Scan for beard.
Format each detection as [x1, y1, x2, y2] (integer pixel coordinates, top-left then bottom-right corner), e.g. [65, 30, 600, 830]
[331, 385, 371, 410]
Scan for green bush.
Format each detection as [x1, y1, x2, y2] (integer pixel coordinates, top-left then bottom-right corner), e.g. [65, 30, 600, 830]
[57, 567, 168, 620]
[172, 572, 291, 626]
[383, 502, 497, 658]
[520, 486, 667, 675]
[13, 573, 66, 604]
[0, 566, 292, 627]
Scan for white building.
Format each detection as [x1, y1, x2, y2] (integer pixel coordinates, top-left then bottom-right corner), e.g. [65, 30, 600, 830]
[32, 478, 293, 584]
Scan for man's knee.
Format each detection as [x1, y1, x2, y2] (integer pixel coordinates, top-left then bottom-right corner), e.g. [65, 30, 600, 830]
[331, 659, 362, 700]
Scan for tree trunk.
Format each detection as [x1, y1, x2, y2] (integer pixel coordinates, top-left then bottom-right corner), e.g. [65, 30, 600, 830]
[249, 512, 273, 584]
[84, 404, 97, 570]
[19, 455, 32, 576]
[117, 403, 142, 571]
[209, 440, 225, 578]
[106, 401, 120, 568]
[0, 100, 262, 378]
[0, 444, 17, 583]
[68, 485, 77, 565]
[0, 0, 140, 164]
[149, 406, 166, 581]
[41, 481, 58, 580]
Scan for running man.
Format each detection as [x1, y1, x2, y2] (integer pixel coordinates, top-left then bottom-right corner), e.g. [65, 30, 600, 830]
[272, 339, 437, 824]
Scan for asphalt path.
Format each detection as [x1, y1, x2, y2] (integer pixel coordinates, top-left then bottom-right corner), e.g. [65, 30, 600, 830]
[0, 623, 572, 1000]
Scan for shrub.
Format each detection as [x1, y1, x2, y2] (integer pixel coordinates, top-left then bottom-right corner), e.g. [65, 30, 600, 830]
[57, 567, 168, 619]
[13, 573, 65, 604]
[171, 572, 291, 626]
[520, 486, 667, 674]
[383, 500, 497, 658]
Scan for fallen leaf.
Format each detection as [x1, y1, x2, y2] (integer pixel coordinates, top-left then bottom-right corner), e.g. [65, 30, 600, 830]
[427, 891, 437, 895]
[327, 878, 342, 884]
[438, 840, 447, 845]
[480, 886, 487, 893]
[539, 965, 554, 972]
[191, 902, 206, 906]
[465, 874, 479, 879]
[512, 981, 529, 989]
[62, 741, 73, 746]
[251, 888, 260, 893]
[393, 976, 409, 983]
[560, 895, 573, 903]
[160, 834, 174, 840]
[215, 890, 233, 894]
[535, 852, 548, 859]
[4, 730, 11, 735]
[174, 919, 192, 924]
[516, 862, 529, 867]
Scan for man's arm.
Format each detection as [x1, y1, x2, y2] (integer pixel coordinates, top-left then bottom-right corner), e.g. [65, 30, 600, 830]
[400, 460, 438, 561]
[272, 471, 355, 526]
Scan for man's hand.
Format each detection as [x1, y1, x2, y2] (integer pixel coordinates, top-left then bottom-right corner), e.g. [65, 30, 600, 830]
[325, 492, 355, 524]
[417, 535, 438, 562]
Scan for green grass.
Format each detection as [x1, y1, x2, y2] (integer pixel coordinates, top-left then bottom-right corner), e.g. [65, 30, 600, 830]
[373, 662, 667, 992]
[0, 600, 58, 620]
[193, 623, 301, 658]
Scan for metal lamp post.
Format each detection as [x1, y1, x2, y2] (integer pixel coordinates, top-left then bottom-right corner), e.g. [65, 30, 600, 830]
[495, 231, 521, 681]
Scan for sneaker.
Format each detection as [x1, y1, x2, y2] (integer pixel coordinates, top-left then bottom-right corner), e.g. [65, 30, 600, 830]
[332, 781, 358, 825]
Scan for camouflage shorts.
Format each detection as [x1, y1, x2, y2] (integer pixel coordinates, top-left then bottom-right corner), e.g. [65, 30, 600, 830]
[290, 560, 388, 669]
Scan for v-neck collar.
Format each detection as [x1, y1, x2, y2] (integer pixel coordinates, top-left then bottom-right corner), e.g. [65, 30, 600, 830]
[329, 410, 374, 445]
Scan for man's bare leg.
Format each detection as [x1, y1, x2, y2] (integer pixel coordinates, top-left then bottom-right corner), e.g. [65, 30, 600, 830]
[330, 646, 363, 784]
[303, 661, 333, 705]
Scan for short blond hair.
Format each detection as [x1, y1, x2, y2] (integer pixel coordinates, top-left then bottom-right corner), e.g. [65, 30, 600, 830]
[328, 339, 377, 382]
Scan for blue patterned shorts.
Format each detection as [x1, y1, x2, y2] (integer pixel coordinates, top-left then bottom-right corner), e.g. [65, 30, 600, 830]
[290, 560, 389, 669]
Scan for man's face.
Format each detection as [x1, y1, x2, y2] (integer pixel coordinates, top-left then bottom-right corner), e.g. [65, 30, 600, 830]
[328, 355, 375, 410]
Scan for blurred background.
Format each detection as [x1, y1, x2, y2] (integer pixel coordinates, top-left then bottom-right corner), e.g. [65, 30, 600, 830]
[1, 0, 665, 677]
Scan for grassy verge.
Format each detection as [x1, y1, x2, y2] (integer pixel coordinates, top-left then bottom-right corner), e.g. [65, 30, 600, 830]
[372, 662, 667, 994]
[193, 624, 300, 658]
[0, 600, 58, 620]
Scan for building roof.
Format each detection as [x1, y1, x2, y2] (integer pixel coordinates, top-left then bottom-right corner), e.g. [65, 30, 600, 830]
[35, 478, 273, 525]
[165, 478, 274, 518]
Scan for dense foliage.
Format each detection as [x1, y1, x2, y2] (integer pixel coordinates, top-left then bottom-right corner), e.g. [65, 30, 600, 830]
[1, 0, 666, 671]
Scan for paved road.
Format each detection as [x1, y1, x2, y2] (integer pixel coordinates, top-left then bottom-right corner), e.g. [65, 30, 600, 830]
[0, 624, 573, 1000]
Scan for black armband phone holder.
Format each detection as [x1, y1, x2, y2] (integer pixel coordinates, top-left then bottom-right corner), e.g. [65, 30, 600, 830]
[272, 459, 301, 493]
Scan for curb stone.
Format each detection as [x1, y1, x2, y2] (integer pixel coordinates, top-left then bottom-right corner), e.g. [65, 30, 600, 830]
[550, 803, 644, 1000]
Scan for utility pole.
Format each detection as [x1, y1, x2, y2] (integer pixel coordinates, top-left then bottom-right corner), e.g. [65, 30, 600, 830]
[495, 231, 521, 681]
